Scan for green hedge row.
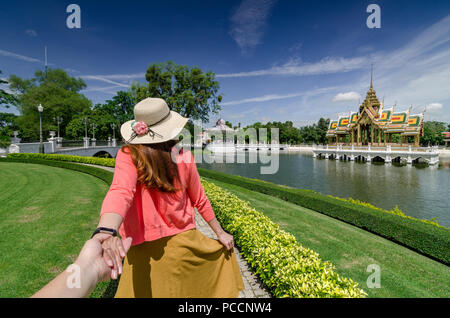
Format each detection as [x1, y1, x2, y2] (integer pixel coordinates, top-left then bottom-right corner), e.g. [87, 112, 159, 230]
[0, 157, 114, 185]
[198, 168, 450, 265]
[203, 180, 366, 297]
[7, 152, 116, 167]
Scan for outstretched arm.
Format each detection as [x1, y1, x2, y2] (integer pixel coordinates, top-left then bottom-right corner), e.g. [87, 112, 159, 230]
[32, 236, 132, 298]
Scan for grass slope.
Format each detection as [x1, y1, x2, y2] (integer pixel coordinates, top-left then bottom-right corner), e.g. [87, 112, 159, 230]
[0, 162, 109, 297]
[203, 177, 450, 298]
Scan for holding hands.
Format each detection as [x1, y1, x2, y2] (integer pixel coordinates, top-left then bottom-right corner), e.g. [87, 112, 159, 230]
[92, 232, 131, 280]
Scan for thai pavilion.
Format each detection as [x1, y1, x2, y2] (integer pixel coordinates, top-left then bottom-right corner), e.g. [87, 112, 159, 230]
[326, 78, 425, 147]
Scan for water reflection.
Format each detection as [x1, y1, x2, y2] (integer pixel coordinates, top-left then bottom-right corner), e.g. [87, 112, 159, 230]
[198, 152, 450, 227]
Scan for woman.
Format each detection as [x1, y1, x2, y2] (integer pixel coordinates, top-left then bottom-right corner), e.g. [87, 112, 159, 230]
[92, 97, 244, 298]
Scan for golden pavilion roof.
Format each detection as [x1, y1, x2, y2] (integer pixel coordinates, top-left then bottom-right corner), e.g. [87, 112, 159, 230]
[326, 77, 424, 138]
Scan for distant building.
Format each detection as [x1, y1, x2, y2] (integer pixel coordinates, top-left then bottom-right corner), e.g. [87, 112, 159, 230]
[442, 132, 450, 147]
[326, 76, 425, 147]
[205, 119, 235, 143]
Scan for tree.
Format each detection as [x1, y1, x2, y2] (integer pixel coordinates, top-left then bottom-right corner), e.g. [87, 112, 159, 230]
[316, 118, 330, 144]
[8, 68, 91, 141]
[65, 109, 116, 140]
[242, 121, 302, 144]
[0, 112, 18, 148]
[92, 91, 135, 124]
[421, 121, 446, 146]
[0, 70, 17, 108]
[225, 120, 233, 129]
[138, 61, 222, 122]
[298, 118, 330, 144]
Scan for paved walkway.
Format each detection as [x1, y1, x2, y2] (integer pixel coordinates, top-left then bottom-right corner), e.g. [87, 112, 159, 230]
[83, 163, 271, 298]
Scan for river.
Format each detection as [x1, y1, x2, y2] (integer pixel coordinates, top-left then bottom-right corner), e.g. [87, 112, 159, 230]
[197, 151, 450, 227]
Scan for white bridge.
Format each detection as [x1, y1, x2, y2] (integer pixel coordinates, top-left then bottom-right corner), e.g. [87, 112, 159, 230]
[312, 144, 440, 165]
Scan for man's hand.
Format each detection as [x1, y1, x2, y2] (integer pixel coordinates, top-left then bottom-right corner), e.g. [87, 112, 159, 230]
[76, 235, 132, 282]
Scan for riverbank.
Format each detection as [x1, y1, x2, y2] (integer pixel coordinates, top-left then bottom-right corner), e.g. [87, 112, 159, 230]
[203, 176, 450, 297]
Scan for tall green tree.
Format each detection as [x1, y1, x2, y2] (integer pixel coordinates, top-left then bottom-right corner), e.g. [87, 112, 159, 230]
[92, 90, 135, 124]
[0, 70, 17, 108]
[137, 61, 222, 122]
[0, 112, 18, 148]
[8, 68, 91, 141]
[298, 118, 330, 144]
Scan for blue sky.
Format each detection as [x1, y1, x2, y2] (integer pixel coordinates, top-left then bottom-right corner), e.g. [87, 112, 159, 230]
[1, 0, 449, 126]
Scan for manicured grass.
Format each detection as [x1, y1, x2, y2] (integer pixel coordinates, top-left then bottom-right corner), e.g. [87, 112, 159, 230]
[203, 177, 450, 298]
[0, 162, 109, 297]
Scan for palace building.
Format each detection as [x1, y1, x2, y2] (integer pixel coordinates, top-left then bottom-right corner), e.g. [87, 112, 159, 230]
[326, 77, 425, 147]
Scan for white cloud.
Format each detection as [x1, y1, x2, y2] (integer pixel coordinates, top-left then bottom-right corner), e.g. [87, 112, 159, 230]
[222, 87, 339, 106]
[81, 75, 130, 88]
[83, 73, 145, 80]
[426, 103, 443, 112]
[217, 56, 368, 78]
[229, 0, 277, 53]
[81, 85, 125, 93]
[25, 29, 38, 37]
[332, 92, 361, 102]
[0, 49, 41, 63]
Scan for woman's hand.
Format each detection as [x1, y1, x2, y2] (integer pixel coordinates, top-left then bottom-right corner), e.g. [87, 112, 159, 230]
[217, 231, 234, 251]
[99, 235, 128, 279]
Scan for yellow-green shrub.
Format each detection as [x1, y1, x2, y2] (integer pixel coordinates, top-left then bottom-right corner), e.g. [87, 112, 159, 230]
[202, 179, 367, 298]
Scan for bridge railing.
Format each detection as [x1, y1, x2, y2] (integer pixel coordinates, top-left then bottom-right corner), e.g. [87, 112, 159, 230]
[57, 140, 84, 148]
[313, 144, 439, 153]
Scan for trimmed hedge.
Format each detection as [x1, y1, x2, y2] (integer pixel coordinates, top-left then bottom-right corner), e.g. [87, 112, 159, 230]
[0, 157, 114, 185]
[198, 168, 450, 265]
[202, 180, 366, 297]
[7, 152, 116, 167]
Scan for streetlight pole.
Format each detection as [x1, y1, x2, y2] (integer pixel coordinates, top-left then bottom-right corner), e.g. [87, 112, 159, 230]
[83, 117, 89, 139]
[111, 123, 116, 140]
[91, 123, 96, 140]
[54, 116, 63, 139]
[38, 104, 44, 153]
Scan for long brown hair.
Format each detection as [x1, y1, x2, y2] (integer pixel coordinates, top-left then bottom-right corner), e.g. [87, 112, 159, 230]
[122, 140, 182, 193]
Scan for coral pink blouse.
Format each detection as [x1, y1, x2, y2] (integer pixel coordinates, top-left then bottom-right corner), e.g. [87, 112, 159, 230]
[100, 148, 215, 246]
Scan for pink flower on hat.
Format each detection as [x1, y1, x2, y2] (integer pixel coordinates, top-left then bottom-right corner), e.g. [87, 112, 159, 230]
[133, 121, 148, 136]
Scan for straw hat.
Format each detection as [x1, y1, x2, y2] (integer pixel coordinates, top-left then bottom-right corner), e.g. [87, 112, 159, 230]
[120, 98, 188, 144]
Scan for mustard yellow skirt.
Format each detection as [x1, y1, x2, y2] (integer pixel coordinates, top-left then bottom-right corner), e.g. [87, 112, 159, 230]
[114, 229, 244, 298]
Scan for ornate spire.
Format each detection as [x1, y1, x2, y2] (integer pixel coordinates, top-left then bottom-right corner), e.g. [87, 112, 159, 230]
[360, 64, 380, 113]
[370, 63, 373, 89]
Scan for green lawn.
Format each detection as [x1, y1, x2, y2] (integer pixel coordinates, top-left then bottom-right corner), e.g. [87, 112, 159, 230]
[203, 177, 450, 298]
[0, 162, 109, 297]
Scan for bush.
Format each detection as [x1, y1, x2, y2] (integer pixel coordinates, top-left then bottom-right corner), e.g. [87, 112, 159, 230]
[202, 180, 366, 298]
[7, 152, 115, 167]
[0, 157, 114, 185]
[198, 168, 450, 265]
